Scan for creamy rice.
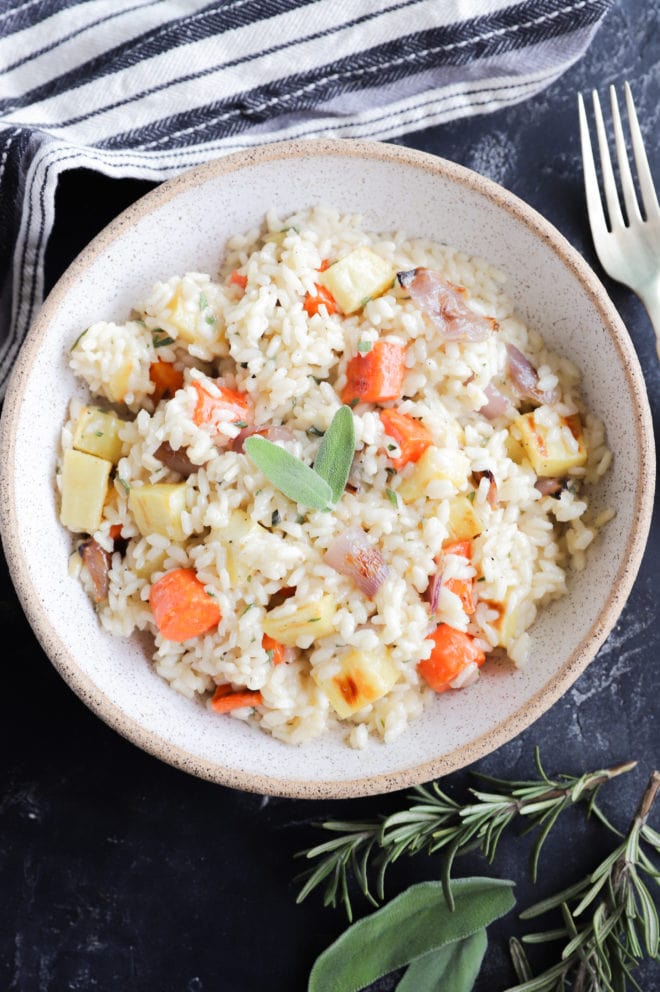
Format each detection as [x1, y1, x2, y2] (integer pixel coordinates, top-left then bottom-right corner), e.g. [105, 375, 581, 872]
[57, 205, 613, 748]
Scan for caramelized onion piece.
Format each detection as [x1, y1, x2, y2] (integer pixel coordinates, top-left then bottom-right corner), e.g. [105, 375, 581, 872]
[397, 268, 497, 342]
[79, 538, 112, 603]
[324, 526, 389, 598]
[474, 469, 498, 508]
[154, 441, 197, 477]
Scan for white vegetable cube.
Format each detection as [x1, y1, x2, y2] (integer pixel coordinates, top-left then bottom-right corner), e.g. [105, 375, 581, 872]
[398, 446, 470, 502]
[513, 409, 587, 477]
[447, 494, 483, 540]
[72, 406, 125, 464]
[263, 595, 337, 646]
[59, 448, 112, 535]
[318, 246, 395, 315]
[216, 509, 262, 585]
[314, 645, 400, 718]
[128, 483, 187, 541]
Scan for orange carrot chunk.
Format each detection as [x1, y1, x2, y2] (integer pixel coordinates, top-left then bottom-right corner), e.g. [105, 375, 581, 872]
[192, 380, 250, 436]
[149, 360, 184, 403]
[442, 539, 476, 617]
[262, 633, 286, 666]
[211, 685, 263, 713]
[149, 567, 221, 642]
[317, 258, 331, 272]
[109, 523, 123, 540]
[304, 283, 337, 317]
[341, 341, 406, 405]
[229, 270, 248, 289]
[417, 624, 485, 693]
[380, 408, 434, 470]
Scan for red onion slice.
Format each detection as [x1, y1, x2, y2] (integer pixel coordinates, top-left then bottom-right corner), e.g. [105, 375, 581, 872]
[478, 382, 512, 420]
[324, 526, 389, 597]
[535, 477, 564, 496]
[506, 343, 559, 405]
[231, 424, 295, 453]
[398, 268, 497, 342]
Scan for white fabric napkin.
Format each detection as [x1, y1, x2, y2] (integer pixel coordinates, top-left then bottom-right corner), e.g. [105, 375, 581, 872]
[0, 0, 614, 396]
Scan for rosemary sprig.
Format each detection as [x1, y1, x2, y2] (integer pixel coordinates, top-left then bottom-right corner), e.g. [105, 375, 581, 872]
[295, 748, 636, 921]
[506, 770, 660, 992]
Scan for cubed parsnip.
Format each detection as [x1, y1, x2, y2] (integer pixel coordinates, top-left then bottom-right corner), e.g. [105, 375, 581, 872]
[215, 509, 262, 585]
[128, 483, 187, 541]
[59, 448, 112, 534]
[398, 446, 471, 502]
[447, 494, 483, 540]
[318, 246, 395, 315]
[505, 433, 528, 466]
[72, 406, 125, 464]
[488, 596, 524, 650]
[107, 356, 135, 405]
[313, 645, 400, 718]
[513, 409, 587, 477]
[262, 595, 337, 646]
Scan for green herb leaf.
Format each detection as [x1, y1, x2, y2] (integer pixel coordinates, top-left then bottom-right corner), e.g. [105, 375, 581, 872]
[244, 436, 333, 511]
[357, 341, 373, 353]
[386, 489, 398, 507]
[396, 929, 487, 992]
[307, 877, 515, 992]
[312, 406, 356, 504]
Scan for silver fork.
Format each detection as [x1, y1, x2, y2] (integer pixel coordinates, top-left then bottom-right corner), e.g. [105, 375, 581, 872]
[578, 81, 660, 360]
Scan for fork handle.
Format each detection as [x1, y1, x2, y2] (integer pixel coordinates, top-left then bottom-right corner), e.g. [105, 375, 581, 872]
[639, 280, 660, 362]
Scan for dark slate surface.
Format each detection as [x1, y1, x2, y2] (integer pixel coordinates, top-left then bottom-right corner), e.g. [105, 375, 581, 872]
[1, 2, 658, 989]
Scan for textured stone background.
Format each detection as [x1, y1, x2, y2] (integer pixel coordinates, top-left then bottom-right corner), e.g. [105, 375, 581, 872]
[1, 1, 658, 989]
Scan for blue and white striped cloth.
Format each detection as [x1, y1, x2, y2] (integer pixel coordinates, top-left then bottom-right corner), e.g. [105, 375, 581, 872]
[0, 0, 613, 397]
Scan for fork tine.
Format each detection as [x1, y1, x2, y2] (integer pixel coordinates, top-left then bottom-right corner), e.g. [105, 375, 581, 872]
[578, 93, 609, 242]
[591, 88, 624, 230]
[609, 84, 641, 226]
[623, 80, 660, 220]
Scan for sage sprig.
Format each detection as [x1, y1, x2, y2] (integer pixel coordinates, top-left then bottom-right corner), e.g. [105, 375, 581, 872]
[506, 769, 660, 992]
[307, 877, 515, 992]
[295, 749, 636, 920]
[244, 405, 355, 511]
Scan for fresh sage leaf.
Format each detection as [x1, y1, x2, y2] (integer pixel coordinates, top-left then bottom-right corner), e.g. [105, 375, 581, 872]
[244, 436, 332, 511]
[396, 929, 487, 992]
[313, 405, 355, 504]
[307, 877, 515, 992]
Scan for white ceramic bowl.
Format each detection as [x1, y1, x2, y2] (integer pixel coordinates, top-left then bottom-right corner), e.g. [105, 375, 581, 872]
[0, 139, 654, 798]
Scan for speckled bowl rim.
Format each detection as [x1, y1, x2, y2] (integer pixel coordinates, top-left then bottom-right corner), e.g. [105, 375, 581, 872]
[1, 138, 654, 799]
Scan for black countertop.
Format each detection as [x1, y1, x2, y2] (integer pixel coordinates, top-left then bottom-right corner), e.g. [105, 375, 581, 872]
[2, 2, 658, 990]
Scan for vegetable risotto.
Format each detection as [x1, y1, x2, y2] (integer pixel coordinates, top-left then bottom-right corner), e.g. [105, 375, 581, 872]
[57, 205, 613, 748]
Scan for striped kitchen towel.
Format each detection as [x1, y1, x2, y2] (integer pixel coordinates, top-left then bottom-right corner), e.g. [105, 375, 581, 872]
[0, 0, 613, 397]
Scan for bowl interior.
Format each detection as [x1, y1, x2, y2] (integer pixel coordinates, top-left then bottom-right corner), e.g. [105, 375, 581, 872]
[0, 140, 654, 797]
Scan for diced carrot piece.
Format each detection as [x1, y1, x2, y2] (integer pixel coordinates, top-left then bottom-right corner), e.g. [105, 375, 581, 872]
[441, 540, 476, 616]
[417, 624, 485, 693]
[442, 539, 472, 558]
[192, 380, 250, 436]
[380, 409, 434, 470]
[318, 258, 331, 272]
[211, 685, 263, 713]
[229, 270, 248, 289]
[304, 283, 337, 317]
[109, 523, 123, 540]
[149, 360, 184, 403]
[149, 567, 221, 642]
[341, 341, 407, 405]
[262, 633, 286, 665]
